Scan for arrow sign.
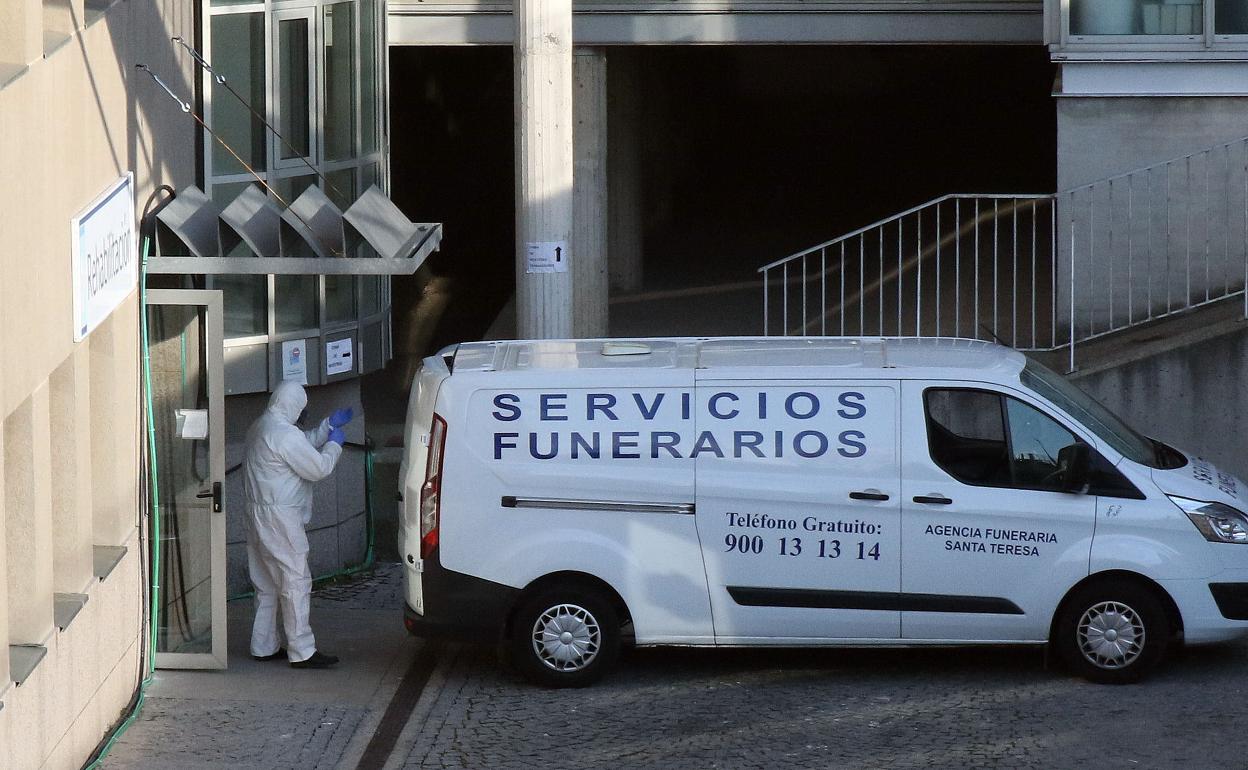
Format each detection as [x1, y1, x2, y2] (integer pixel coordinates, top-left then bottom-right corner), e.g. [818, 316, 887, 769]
[525, 241, 569, 273]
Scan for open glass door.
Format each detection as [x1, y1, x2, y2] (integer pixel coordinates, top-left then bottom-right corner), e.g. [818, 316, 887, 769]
[146, 289, 228, 669]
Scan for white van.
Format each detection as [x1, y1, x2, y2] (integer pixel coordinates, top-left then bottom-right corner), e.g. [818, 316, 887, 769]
[398, 337, 1248, 686]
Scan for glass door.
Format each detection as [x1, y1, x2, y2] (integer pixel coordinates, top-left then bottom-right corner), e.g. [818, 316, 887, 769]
[146, 289, 228, 669]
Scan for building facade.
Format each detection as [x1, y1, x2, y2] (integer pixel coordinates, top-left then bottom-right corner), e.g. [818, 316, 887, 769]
[0, 0, 196, 766]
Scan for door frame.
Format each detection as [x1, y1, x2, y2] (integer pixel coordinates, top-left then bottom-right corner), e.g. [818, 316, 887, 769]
[147, 288, 228, 670]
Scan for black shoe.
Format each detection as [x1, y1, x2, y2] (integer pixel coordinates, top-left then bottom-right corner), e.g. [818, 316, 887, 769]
[291, 651, 339, 669]
[251, 648, 286, 662]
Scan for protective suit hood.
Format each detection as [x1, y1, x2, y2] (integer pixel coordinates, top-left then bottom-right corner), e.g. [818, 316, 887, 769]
[268, 381, 308, 425]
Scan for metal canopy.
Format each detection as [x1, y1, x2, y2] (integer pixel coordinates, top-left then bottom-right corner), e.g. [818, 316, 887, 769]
[151, 184, 443, 276]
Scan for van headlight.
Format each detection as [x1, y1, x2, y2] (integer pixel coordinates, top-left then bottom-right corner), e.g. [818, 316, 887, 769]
[1170, 496, 1248, 544]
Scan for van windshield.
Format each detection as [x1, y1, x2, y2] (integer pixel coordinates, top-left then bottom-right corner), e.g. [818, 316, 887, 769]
[1019, 359, 1161, 467]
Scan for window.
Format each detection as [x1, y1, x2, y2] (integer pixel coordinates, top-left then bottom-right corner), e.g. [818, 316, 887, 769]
[1019, 359, 1159, 466]
[215, 274, 268, 338]
[1070, 0, 1203, 36]
[1217, 0, 1248, 33]
[925, 389, 1082, 493]
[925, 390, 1010, 486]
[323, 2, 356, 163]
[1062, 0, 1248, 43]
[324, 276, 357, 324]
[276, 14, 313, 164]
[275, 275, 318, 332]
[1006, 398, 1080, 489]
[209, 14, 266, 176]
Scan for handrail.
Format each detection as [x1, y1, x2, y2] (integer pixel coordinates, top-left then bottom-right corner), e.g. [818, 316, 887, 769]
[757, 192, 1052, 273]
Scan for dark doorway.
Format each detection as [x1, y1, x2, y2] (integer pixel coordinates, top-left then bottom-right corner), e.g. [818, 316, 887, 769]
[388, 44, 1055, 346]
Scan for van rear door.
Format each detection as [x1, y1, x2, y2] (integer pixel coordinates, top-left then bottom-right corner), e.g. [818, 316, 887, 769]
[399, 350, 452, 615]
[694, 379, 902, 644]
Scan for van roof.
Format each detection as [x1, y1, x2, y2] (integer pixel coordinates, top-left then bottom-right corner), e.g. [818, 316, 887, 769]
[450, 337, 1028, 378]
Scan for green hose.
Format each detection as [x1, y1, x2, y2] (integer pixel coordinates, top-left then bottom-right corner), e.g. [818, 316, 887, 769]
[83, 233, 161, 769]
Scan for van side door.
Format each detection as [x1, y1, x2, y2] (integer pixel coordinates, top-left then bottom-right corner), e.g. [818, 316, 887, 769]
[694, 379, 902, 643]
[899, 381, 1097, 641]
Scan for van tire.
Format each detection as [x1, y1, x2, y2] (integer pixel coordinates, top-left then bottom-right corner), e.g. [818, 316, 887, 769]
[1054, 580, 1169, 684]
[509, 586, 620, 688]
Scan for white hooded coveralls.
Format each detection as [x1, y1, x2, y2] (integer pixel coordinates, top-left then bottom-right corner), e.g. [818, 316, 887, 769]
[243, 381, 343, 662]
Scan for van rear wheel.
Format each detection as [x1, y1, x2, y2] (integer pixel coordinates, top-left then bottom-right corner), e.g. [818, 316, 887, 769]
[1055, 580, 1169, 684]
[509, 586, 620, 688]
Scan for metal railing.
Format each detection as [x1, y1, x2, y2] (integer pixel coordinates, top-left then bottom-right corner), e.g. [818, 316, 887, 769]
[760, 194, 1057, 346]
[759, 137, 1248, 370]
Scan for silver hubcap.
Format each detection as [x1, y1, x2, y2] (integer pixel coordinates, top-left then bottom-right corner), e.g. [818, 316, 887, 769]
[1078, 600, 1145, 670]
[531, 603, 601, 673]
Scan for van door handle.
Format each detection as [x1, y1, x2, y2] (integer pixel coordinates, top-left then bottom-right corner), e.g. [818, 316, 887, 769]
[912, 494, 953, 505]
[849, 490, 890, 502]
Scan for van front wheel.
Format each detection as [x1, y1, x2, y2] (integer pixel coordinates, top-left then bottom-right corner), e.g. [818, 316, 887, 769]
[1055, 580, 1169, 684]
[509, 586, 620, 688]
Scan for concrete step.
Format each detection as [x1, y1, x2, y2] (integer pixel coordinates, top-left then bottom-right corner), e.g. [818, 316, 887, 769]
[1029, 297, 1248, 378]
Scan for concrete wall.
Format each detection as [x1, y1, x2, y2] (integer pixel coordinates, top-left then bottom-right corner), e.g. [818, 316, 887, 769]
[224, 380, 371, 597]
[1057, 96, 1248, 190]
[0, 0, 196, 765]
[1055, 95, 1248, 338]
[1074, 325, 1248, 484]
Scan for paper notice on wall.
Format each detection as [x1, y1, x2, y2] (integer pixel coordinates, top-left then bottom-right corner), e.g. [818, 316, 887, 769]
[281, 339, 308, 385]
[326, 338, 354, 376]
[525, 241, 568, 273]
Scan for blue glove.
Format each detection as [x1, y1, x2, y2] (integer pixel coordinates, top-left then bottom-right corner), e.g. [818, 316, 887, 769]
[329, 407, 354, 428]
[328, 427, 346, 446]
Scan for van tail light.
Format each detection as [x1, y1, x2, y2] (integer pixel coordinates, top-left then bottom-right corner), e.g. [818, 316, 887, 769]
[420, 414, 447, 559]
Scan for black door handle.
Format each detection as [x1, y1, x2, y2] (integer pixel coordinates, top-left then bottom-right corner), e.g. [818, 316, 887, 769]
[196, 481, 223, 512]
[849, 491, 890, 501]
[913, 494, 952, 505]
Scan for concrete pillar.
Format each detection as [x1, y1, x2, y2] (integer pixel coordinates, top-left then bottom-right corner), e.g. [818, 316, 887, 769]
[514, 0, 575, 339]
[573, 48, 609, 338]
[49, 348, 94, 594]
[608, 51, 644, 294]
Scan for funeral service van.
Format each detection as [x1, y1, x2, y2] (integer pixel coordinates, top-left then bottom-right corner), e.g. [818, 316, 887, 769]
[398, 337, 1248, 686]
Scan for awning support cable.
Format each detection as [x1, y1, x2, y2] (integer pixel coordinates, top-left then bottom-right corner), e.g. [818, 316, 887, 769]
[170, 36, 348, 203]
[135, 63, 342, 256]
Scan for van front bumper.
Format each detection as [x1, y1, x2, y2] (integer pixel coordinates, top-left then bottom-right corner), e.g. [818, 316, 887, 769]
[403, 548, 519, 642]
[1160, 576, 1248, 644]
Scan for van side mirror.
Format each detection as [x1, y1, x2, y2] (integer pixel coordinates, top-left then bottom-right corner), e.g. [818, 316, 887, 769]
[1058, 443, 1091, 493]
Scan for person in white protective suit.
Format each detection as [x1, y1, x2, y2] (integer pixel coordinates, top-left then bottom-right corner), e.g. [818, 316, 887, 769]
[243, 380, 354, 668]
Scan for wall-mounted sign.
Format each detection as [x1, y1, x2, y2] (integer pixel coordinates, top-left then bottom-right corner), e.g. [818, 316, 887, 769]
[281, 339, 308, 385]
[72, 174, 137, 342]
[326, 337, 354, 376]
[525, 241, 568, 273]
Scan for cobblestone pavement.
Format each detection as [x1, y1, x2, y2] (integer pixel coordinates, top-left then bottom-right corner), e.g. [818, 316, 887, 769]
[398, 641, 1248, 770]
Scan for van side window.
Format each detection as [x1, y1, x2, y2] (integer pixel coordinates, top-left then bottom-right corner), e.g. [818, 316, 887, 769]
[1005, 398, 1080, 490]
[924, 390, 1010, 485]
[925, 389, 1081, 492]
